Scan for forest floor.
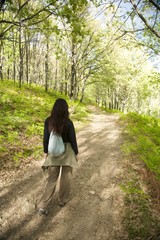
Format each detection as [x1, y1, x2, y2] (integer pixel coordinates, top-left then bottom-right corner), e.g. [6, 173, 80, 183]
[0, 108, 141, 240]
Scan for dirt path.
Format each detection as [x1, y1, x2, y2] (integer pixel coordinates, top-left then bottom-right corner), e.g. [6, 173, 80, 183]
[0, 111, 128, 240]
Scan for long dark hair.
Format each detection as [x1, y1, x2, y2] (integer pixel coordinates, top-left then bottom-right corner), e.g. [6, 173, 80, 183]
[48, 98, 69, 135]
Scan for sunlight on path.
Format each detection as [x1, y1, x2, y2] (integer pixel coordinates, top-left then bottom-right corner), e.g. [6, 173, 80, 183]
[0, 112, 127, 240]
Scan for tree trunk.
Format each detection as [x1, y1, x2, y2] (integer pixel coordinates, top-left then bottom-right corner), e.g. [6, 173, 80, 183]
[60, 67, 63, 94]
[25, 30, 29, 84]
[80, 77, 87, 102]
[31, 37, 37, 85]
[12, 32, 16, 83]
[7, 62, 10, 79]
[45, 41, 49, 92]
[0, 40, 3, 80]
[19, 22, 23, 88]
[54, 59, 58, 90]
[64, 67, 68, 95]
[70, 40, 76, 99]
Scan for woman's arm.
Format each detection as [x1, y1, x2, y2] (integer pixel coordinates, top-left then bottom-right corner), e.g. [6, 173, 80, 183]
[43, 118, 50, 154]
[68, 120, 78, 155]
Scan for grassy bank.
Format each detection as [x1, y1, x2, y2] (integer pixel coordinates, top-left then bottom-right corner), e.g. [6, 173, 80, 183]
[120, 112, 160, 239]
[0, 80, 90, 169]
[121, 112, 160, 180]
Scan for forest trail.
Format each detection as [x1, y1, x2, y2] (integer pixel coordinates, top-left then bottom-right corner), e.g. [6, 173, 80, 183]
[0, 110, 128, 240]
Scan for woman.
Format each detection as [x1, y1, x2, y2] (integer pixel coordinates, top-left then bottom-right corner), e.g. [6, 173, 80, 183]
[38, 98, 78, 215]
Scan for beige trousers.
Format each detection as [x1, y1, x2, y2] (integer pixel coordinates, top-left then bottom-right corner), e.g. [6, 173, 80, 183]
[38, 166, 72, 209]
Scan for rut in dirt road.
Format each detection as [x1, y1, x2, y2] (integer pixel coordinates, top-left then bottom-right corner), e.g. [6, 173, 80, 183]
[0, 112, 127, 240]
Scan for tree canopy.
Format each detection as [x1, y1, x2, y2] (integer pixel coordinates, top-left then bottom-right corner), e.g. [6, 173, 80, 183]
[0, 0, 160, 116]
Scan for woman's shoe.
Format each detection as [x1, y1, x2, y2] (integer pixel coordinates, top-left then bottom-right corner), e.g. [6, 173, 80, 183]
[58, 202, 66, 207]
[38, 208, 48, 216]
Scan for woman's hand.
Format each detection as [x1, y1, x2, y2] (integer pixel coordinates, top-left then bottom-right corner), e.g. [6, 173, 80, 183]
[76, 155, 79, 162]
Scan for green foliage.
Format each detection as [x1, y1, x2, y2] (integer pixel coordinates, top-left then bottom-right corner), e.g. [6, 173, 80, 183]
[0, 80, 90, 168]
[101, 107, 122, 114]
[120, 175, 160, 239]
[121, 112, 160, 179]
[71, 103, 90, 120]
[119, 111, 160, 238]
[124, 188, 159, 238]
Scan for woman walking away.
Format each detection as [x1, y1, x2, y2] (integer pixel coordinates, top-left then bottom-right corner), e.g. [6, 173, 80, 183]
[37, 98, 78, 216]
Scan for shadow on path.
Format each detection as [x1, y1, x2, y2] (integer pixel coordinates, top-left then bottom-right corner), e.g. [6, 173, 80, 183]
[0, 113, 126, 240]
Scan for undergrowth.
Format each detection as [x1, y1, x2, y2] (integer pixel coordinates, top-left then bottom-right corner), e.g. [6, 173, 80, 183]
[121, 112, 160, 180]
[121, 171, 160, 239]
[101, 106, 122, 114]
[0, 80, 90, 169]
[120, 112, 160, 239]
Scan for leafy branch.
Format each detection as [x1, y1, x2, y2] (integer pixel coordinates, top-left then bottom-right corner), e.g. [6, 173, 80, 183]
[130, 0, 160, 39]
[0, 2, 55, 38]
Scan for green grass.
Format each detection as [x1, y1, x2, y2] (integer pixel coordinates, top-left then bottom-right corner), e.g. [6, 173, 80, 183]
[0, 80, 90, 168]
[120, 112, 160, 239]
[121, 177, 160, 239]
[101, 106, 122, 114]
[121, 112, 160, 180]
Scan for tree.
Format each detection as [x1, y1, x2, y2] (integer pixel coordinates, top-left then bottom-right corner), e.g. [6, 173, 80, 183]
[110, 0, 159, 53]
[130, 0, 160, 39]
[88, 20, 158, 113]
[1, 0, 159, 116]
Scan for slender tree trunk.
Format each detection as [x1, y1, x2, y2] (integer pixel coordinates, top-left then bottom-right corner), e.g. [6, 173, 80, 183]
[45, 41, 49, 92]
[7, 60, 10, 79]
[111, 91, 114, 109]
[107, 88, 111, 109]
[19, 22, 23, 88]
[0, 40, 3, 80]
[60, 71, 64, 94]
[76, 86, 80, 100]
[96, 89, 100, 106]
[25, 30, 29, 84]
[64, 67, 68, 95]
[54, 59, 58, 90]
[31, 37, 38, 85]
[70, 40, 76, 98]
[114, 94, 119, 109]
[13, 32, 16, 83]
[80, 77, 87, 102]
[70, 64, 75, 98]
[0, 10, 5, 80]
[28, 39, 31, 85]
[74, 72, 78, 100]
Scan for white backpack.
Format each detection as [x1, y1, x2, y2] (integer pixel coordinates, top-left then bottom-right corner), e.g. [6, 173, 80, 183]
[48, 131, 65, 157]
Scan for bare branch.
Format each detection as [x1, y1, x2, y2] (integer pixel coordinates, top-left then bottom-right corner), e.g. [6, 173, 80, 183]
[110, 0, 123, 23]
[105, 11, 133, 48]
[149, 0, 160, 11]
[130, 0, 160, 38]
[0, 25, 13, 38]
[0, 3, 55, 38]
[153, 9, 159, 28]
[113, 28, 146, 41]
[0, 20, 19, 25]
[30, 13, 52, 25]
[17, 0, 31, 15]
[21, 4, 52, 23]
